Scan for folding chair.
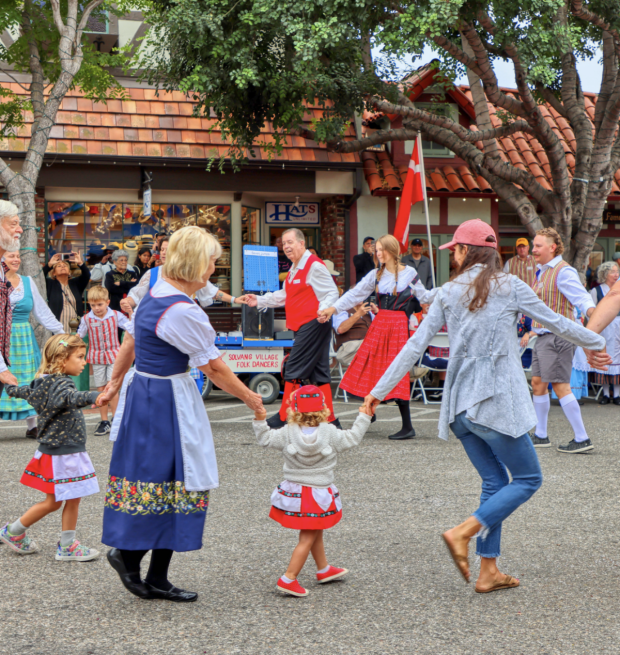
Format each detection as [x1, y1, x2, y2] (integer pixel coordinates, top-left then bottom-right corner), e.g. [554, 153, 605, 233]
[412, 333, 450, 405]
[330, 333, 349, 402]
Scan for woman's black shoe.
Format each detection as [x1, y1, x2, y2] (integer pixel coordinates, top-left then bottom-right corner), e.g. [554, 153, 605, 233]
[370, 414, 377, 423]
[614, 397, 620, 406]
[599, 395, 611, 405]
[144, 583, 198, 602]
[106, 549, 154, 599]
[388, 428, 416, 440]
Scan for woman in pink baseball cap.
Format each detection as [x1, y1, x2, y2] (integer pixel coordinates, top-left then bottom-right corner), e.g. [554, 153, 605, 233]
[364, 219, 607, 593]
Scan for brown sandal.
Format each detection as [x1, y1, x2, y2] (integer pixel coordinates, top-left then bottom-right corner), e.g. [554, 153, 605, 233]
[475, 575, 520, 594]
[442, 532, 470, 583]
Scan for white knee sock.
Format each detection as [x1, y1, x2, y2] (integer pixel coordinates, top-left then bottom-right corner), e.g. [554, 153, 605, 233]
[602, 383, 610, 397]
[533, 394, 550, 439]
[559, 393, 589, 443]
[26, 416, 37, 430]
[614, 385, 620, 398]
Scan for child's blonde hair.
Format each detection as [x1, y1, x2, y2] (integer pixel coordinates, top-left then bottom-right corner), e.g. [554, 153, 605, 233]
[36, 334, 86, 377]
[88, 285, 109, 302]
[286, 406, 331, 428]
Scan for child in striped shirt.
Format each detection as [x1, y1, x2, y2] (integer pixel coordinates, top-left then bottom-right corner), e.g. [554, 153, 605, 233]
[77, 286, 131, 436]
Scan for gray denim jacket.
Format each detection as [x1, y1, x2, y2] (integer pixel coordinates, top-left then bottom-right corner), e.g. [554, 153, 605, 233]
[371, 265, 606, 440]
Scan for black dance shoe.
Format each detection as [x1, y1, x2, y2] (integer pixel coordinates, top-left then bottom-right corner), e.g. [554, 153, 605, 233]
[266, 413, 286, 429]
[388, 428, 416, 440]
[370, 414, 377, 424]
[599, 395, 611, 405]
[106, 549, 154, 599]
[614, 397, 620, 406]
[144, 583, 198, 602]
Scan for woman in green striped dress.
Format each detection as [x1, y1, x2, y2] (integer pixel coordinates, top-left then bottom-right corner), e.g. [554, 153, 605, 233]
[0, 252, 64, 437]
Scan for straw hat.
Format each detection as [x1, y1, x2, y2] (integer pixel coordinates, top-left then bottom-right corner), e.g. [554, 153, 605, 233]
[323, 260, 340, 277]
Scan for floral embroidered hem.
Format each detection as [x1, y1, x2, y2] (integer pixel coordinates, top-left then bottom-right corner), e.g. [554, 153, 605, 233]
[104, 476, 210, 516]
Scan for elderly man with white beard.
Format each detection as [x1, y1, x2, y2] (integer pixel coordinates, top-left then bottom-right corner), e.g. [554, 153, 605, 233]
[0, 200, 24, 390]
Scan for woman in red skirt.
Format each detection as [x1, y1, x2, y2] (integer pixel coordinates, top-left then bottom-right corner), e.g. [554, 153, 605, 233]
[319, 235, 437, 440]
[253, 385, 372, 597]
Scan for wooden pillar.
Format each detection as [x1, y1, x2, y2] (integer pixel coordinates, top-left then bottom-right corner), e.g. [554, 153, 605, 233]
[231, 194, 243, 297]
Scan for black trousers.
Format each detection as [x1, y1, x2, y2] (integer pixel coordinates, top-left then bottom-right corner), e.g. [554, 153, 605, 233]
[284, 318, 332, 386]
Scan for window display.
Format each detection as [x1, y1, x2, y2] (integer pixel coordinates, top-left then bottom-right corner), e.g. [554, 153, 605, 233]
[46, 201, 233, 297]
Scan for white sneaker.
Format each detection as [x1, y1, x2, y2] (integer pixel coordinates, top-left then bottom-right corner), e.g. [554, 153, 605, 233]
[55, 540, 99, 562]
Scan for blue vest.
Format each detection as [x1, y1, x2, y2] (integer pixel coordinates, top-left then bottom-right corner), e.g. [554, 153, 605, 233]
[134, 291, 192, 375]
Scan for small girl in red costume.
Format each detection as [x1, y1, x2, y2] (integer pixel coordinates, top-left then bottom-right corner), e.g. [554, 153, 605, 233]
[253, 385, 372, 597]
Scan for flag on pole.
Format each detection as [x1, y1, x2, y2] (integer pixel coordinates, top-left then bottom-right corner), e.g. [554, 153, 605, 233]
[393, 137, 426, 254]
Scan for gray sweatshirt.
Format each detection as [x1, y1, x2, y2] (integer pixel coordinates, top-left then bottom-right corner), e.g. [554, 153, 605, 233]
[253, 413, 371, 488]
[371, 264, 606, 440]
[6, 376, 99, 455]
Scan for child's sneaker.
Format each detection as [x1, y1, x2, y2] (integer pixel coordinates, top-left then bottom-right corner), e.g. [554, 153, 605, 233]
[276, 577, 309, 597]
[0, 523, 38, 554]
[316, 566, 348, 583]
[55, 540, 99, 562]
[94, 420, 111, 436]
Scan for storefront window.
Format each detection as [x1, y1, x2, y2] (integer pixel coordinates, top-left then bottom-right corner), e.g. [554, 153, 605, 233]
[46, 202, 232, 295]
[197, 204, 231, 296]
[242, 206, 260, 245]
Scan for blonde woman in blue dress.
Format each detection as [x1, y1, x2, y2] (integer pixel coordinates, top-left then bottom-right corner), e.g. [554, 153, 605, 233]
[0, 251, 64, 438]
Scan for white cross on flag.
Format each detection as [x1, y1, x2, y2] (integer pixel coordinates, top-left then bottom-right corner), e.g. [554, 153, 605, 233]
[393, 137, 426, 254]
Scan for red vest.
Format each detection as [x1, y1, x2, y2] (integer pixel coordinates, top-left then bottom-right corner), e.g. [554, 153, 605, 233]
[85, 310, 122, 365]
[285, 253, 324, 332]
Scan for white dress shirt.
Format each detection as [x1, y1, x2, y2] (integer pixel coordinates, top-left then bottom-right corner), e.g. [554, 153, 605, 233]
[0, 276, 64, 373]
[334, 266, 438, 313]
[128, 267, 218, 309]
[77, 307, 132, 338]
[533, 255, 595, 335]
[256, 250, 339, 311]
[128, 279, 221, 368]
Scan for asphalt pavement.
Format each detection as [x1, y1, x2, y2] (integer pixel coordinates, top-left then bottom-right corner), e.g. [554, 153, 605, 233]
[1, 394, 619, 655]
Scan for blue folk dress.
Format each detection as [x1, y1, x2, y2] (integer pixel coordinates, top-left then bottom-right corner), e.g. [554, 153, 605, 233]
[0, 276, 63, 420]
[102, 282, 220, 552]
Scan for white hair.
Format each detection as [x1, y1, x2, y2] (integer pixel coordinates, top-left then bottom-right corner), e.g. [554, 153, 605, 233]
[282, 228, 305, 243]
[0, 200, 18, 223]
[112, 249, 129, 262]
[597, 260, 619, 284]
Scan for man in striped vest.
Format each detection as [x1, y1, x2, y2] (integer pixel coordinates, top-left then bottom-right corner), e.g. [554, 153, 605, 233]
[530, 228, 596, 454]
[503, 238, 537, 287]
[77, 286, 131, 436]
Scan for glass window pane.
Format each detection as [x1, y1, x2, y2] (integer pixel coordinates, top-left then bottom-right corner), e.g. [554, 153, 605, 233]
[242, 206, 260, 245]
[48, 202, 86, 260]
[198, 204, 231, 296]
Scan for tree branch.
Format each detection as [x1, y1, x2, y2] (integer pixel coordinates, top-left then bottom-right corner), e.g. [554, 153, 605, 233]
[594, 30, 618, 136]
[571, 1, 620, 56]
[49, 0, 66, 35]
[76, 0, 107, 43]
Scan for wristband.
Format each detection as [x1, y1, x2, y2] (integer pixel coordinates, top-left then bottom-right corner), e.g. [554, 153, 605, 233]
[231, 296, 236, 304]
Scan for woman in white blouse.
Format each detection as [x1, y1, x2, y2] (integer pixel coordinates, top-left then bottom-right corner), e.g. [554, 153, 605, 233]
[0, 251, 64, 438]
[589, 261, 620, 404]
[319, 234, 437, 440]
[99, 227, 263, 603]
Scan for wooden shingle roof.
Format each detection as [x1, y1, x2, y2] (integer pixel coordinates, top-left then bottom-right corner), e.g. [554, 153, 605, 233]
[0, 84, 360, 165]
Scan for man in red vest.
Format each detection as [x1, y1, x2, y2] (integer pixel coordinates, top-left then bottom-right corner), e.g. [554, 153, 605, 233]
[239, 228, 340, 428]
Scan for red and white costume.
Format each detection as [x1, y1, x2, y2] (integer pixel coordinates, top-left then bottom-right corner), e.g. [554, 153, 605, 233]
[257, 250, 339, 422]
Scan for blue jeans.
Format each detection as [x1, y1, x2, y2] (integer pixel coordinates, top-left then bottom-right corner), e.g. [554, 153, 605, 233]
[450, 412, 543, 558]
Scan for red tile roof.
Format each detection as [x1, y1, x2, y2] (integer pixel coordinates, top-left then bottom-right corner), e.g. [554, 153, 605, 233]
[362, 72, 620, 196]
[0, 85, 360, 165]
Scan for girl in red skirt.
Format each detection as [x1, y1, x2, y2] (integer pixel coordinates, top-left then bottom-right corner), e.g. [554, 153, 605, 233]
[0, 335, 103, 561]
[253, 385, 372, 597]
[319, 234, 437, 440]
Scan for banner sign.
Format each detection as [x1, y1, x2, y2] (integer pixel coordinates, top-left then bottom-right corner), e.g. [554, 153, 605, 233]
[219, 348, 284, 372]
[143, 188, 152, 218]
[604, 208, 620, 222]
[266, 202, 319, 225]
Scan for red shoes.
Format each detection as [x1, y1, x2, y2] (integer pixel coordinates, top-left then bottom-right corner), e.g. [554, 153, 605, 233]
[276, 577, 309, 597]
[316, 566, 348, 584]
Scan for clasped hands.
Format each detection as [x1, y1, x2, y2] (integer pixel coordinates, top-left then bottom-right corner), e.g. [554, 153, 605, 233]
[584, 346, 612, 371]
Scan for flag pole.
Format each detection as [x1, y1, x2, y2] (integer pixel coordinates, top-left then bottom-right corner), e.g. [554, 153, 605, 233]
[417, 132, 436, 287]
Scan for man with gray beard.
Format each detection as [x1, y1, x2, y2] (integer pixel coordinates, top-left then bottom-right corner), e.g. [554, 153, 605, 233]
[0, 200, 24, 390]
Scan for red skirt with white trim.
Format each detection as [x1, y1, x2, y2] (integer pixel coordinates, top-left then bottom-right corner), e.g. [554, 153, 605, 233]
[269, 481, 342, 530]
[21, 450, 99, 502]
[340, 309, 410, 400]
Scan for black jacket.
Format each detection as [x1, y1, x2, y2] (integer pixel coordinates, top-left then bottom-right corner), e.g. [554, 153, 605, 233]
[6, 375, 99, 455]
[104, 269, 139, 311]
[353, 252, 375, 283]
[134, 262, 151, 280]
[43, 263, 90, 321]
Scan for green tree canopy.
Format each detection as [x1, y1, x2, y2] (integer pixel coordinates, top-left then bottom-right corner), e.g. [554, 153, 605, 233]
[142, 0, 620, 270]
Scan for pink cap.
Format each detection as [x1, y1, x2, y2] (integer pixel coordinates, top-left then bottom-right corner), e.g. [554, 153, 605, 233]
[439, 219, 498, 251]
